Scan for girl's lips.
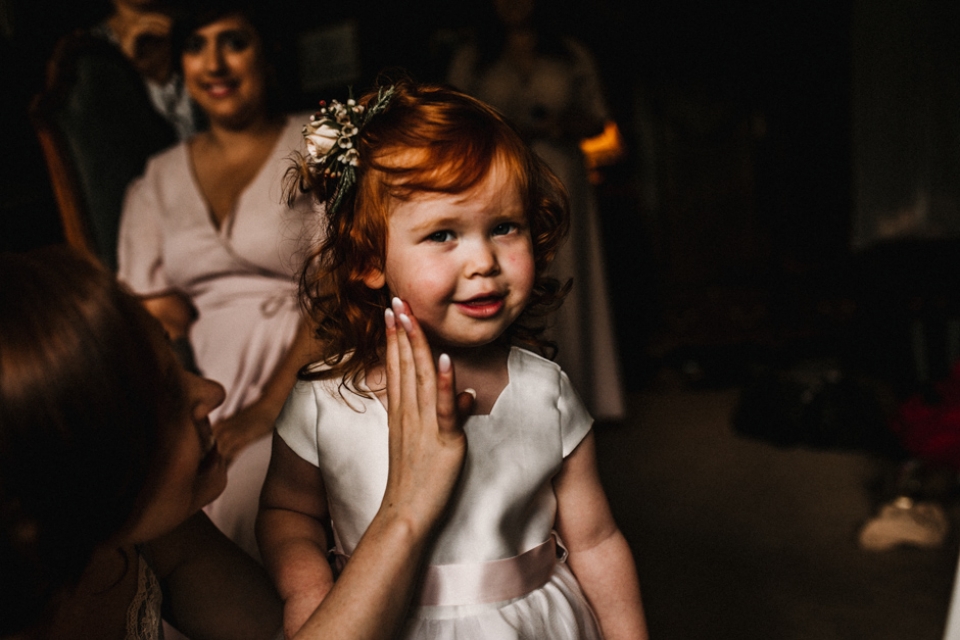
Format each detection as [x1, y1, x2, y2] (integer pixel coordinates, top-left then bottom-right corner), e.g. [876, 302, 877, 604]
[455, 295, 505, 318]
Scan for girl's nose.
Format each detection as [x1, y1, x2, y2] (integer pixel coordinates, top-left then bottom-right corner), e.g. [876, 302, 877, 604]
[465, 240, 500, 277]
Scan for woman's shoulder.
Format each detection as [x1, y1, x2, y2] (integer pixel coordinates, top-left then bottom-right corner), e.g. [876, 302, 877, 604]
[125, 141, 191, 204]
[282, 111, 315, 142]
[287, 110, 316, 126]
[142, 140, 190, 177]
[269, 111, 316, 168]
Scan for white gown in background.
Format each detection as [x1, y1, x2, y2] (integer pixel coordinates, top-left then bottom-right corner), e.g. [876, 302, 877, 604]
[448, 38, 626, 421]
[276, 347, 602, 639]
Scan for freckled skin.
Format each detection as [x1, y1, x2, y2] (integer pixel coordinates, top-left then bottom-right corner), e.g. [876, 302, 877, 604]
[365, 160, 535, 351]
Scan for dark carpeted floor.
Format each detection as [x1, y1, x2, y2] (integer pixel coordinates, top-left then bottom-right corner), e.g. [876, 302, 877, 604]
[595, 382, 960, 640]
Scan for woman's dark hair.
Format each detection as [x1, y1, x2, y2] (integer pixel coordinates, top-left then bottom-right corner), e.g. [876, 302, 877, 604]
[171, 0, 294, 116]
[0, 247, 184, 635]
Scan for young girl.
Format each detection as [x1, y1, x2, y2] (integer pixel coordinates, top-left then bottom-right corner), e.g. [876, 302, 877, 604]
[257, 81, 647, 640]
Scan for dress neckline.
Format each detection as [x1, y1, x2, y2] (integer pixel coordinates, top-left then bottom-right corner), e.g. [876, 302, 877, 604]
[182, 115, 291, 236]
[361, 347, 518, 420]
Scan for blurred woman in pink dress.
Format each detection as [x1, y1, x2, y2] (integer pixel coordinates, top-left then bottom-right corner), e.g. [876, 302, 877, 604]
[117, 0, 318, 561]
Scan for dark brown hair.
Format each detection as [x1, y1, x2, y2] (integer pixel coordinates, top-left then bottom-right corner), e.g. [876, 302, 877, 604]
[294, 79, 570, 389]
[171, 0, 292, 118]
[0, 247, 184, 635]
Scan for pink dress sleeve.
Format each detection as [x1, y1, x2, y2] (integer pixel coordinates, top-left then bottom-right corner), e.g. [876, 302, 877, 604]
[116, 161, 172, 297]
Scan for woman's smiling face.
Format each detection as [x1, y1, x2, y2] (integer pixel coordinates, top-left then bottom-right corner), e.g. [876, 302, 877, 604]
[181, 13, 269, 128]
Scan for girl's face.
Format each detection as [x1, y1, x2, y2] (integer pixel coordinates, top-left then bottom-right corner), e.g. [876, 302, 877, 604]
[181, 14, 269, 128]
[127, 338, 227, 544]
[365, 160, 535, 349]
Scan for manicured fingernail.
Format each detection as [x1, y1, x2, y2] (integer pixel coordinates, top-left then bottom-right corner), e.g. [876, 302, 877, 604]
[438, 353, 451, 373]
[398, 313, 412, 332]
[384, 308, 395, 328]
[392, 297, 404, 314]
[463, 388, 477, 399]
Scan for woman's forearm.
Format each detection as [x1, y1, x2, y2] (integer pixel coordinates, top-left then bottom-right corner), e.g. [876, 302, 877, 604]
[146, 512, 283, 640]
[295, 301, 467, 640]
[292, 509, 430, 640]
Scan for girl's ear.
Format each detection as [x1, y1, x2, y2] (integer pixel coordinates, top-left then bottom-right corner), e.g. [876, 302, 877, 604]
[361, 268, 386, 290]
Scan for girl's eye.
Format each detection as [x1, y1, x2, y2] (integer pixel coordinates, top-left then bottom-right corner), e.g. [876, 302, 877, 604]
[427, 231, 455, 243]
[183, 34, 206, 54]
[220, 30, 253, 52]
[492, 222, 519, 236]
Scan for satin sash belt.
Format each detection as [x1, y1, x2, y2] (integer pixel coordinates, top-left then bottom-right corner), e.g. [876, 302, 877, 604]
[334, 536, 559, 607]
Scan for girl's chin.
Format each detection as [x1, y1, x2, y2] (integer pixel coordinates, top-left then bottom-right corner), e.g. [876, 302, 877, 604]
[424, 332, 506, 354]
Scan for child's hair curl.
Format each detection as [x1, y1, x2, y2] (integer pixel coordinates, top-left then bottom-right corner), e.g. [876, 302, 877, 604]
[293, 78, 570, 390]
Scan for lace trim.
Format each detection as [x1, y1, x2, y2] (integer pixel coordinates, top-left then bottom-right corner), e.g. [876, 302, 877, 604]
[125, 556, 164, 640]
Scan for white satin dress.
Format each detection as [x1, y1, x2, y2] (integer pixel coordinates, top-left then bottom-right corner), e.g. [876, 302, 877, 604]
[276, 347, 603, 639]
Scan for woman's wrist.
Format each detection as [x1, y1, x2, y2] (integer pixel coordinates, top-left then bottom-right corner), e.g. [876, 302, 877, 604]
[368, 503, 435, 554]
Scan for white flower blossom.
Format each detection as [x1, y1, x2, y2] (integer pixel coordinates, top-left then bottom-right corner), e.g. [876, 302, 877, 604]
[304, 120, 340, 159]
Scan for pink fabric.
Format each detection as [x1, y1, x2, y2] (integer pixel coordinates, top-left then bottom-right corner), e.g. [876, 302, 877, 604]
[418, 537, 558, 607]
[335, 537, 559, 607]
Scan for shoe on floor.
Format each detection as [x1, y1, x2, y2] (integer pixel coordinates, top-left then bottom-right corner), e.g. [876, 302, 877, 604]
[858, 496, 949, 551]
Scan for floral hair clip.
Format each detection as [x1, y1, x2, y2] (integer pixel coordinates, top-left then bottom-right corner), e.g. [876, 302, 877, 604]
[302, 85, 395, 215]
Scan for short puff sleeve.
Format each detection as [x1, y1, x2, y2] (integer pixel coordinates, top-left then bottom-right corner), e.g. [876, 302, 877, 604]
[558, 368, 594, 458]
[117, 170, 170, 296]
[274, 380, 323, 467]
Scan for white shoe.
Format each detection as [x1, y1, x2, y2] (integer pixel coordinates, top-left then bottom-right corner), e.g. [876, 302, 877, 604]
[858, 496, 949, 551]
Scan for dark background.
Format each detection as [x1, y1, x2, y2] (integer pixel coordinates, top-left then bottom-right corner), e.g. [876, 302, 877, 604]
[7, 6, 960, 637]
[0, 0, 910, 394]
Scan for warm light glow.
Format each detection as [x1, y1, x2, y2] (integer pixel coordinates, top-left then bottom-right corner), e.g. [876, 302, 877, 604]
[580, 120, 626, 170]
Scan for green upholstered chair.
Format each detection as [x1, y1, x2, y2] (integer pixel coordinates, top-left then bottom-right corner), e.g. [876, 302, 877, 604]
[30, 31, 177, 271]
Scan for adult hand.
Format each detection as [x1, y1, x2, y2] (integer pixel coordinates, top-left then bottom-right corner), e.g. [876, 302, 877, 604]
[381, 297, 471, 535]
[289, 298, 470, 640]
[214, 320, 318, 464]
[213, 402, 276, 464]
[118, 12, 174, 83]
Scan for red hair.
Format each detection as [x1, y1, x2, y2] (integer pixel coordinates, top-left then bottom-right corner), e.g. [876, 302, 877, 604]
[295, 79, 569, 389]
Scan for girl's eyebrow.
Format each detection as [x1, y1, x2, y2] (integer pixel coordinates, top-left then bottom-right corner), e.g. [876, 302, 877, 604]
[408, 215, 462, 234]
[407, 208, 525, 234]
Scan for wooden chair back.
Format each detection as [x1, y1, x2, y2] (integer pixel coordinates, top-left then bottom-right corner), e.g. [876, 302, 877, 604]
[29, 31, 176, 270]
